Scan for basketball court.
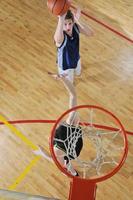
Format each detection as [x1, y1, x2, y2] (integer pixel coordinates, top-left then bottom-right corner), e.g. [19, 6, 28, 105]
[0, 0, 133, 199]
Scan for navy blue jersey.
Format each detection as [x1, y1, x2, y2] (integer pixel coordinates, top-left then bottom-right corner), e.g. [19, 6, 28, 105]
[57, 23, 80, 70]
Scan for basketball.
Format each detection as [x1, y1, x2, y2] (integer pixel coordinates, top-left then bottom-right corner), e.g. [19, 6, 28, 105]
[47, 0, 71, 16]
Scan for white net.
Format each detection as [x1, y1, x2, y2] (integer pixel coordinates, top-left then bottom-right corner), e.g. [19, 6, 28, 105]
[53, 107, 126, 179]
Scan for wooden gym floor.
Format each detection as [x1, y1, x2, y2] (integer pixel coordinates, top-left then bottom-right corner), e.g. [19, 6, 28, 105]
[0, 0, 133, 199]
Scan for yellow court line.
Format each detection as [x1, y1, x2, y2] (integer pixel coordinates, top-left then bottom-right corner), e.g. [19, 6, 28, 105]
[0, 115, 38, 150]
[0, 114, 41, 189]
[8, 156, 41, 190]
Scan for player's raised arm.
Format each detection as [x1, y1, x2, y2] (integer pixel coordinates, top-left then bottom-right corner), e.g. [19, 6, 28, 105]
[74, 8, 94, 37]
[54, 13, 66, 47]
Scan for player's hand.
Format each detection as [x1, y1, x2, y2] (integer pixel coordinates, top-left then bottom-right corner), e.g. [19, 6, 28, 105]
[74, 7, 81, 22]
[58, 11, 67, 19]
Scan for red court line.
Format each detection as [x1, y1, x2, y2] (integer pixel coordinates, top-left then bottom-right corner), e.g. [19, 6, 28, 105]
[0, 119, 132, 136]
[71, 5, 133, 44]
[0, 119, 56, 124]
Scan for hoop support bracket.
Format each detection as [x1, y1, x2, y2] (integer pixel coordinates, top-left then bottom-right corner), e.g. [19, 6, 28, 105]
[68, 178, 97, 200]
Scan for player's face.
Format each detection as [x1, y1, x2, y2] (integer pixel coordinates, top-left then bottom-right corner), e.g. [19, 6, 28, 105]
[64, 19, 74, 35]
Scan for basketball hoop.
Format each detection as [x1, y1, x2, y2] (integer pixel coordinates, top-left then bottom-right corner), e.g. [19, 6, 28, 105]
[50, 105, 128, 200]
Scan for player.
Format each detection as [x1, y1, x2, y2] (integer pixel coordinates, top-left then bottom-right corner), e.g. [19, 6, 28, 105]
[34, 73, 83, 176]
[54, 8, 94, 83]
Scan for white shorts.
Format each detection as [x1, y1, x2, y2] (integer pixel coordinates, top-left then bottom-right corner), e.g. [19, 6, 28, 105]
[58, 59, 81, 83]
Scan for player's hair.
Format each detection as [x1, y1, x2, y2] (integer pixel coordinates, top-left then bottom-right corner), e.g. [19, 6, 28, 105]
[65, 10, 74, 22]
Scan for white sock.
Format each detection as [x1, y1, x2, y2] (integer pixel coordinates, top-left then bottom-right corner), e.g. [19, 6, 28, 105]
[33, 148, 53, 162]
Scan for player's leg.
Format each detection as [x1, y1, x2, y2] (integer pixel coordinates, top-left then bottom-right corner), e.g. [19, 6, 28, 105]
[54, 146, 66, 166]
[54, 146, 78, 176]
[58, 67, 74, 83]
[75, 59, 81, 77]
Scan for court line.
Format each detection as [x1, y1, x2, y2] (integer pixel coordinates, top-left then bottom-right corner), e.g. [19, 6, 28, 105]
[71, 5, 133, 43]
[0, 115, 38, 150]
[8, 156, 41, 190]
[0, 115, 41, 189]
[0, 119, 132, 135]
[0, 119, 56, 125]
